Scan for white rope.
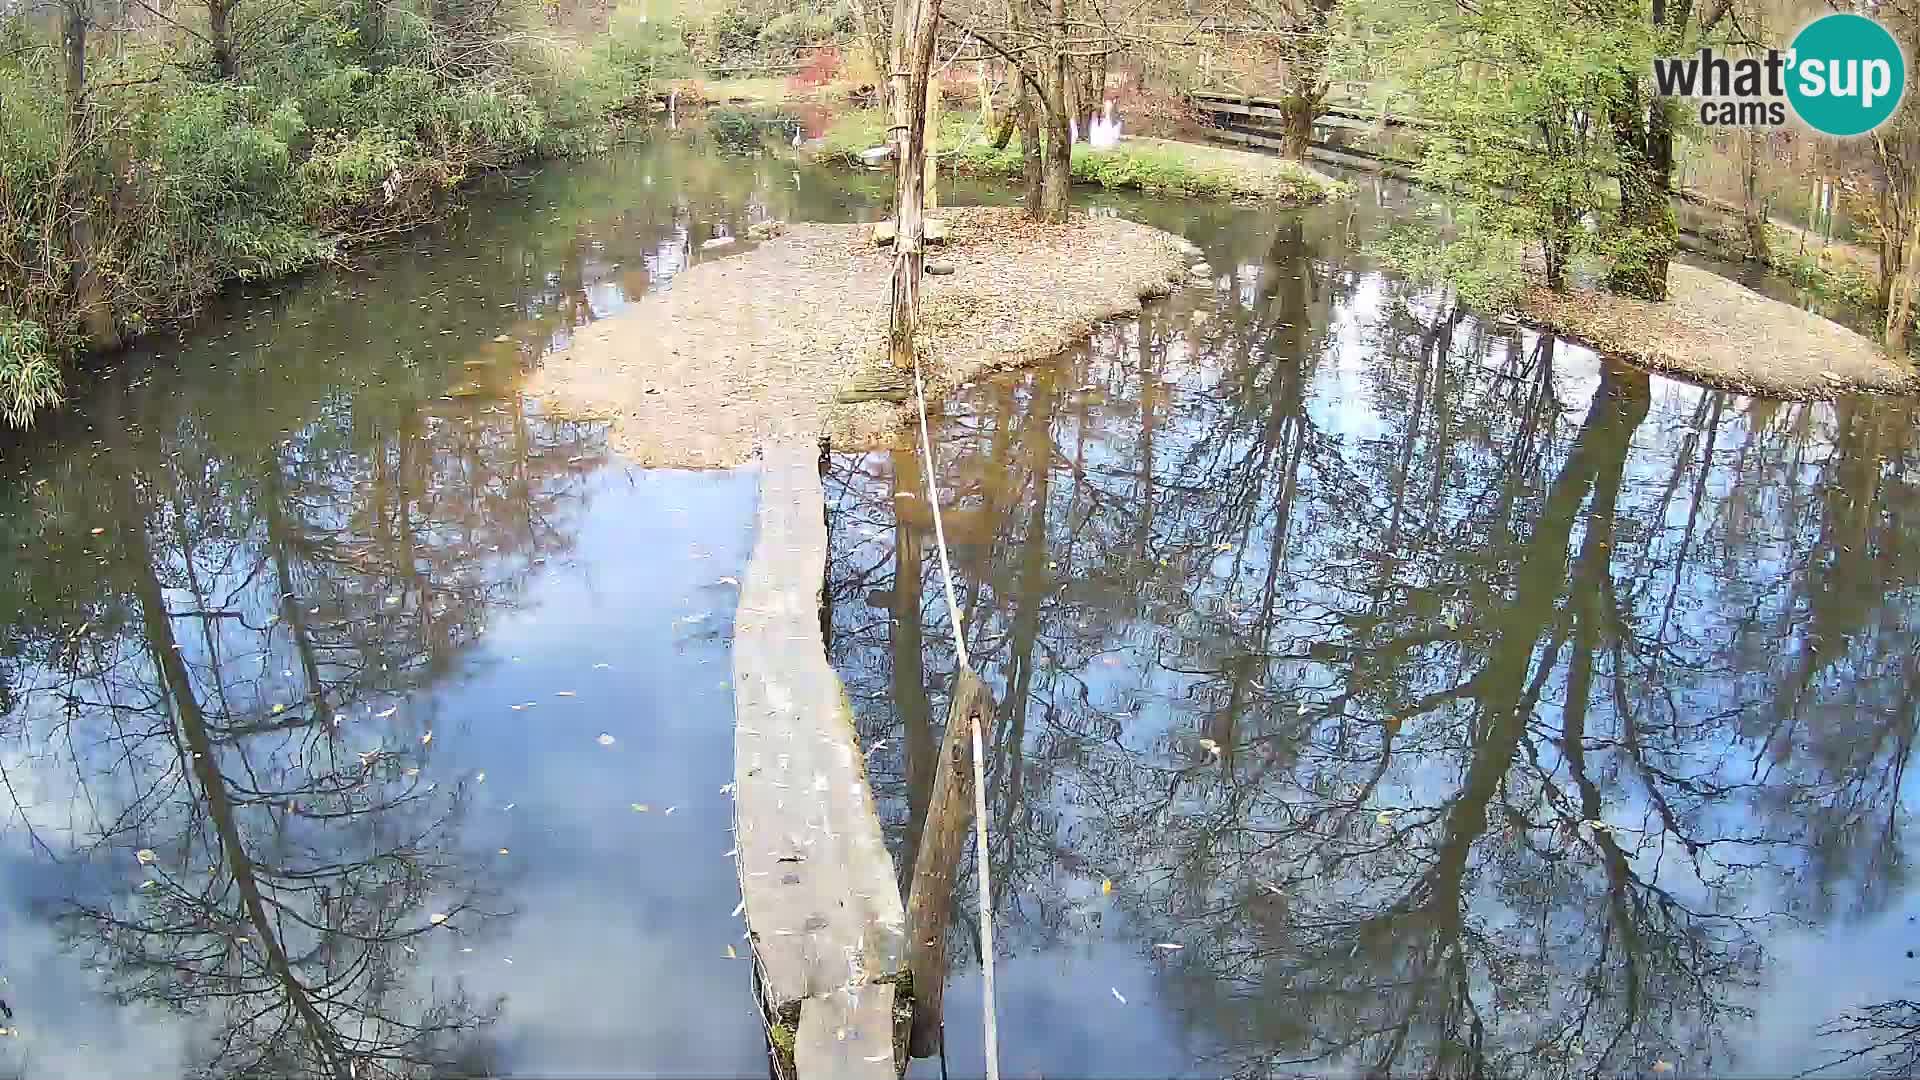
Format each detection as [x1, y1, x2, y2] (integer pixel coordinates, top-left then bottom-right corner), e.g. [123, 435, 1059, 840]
[908, 348, 997, 1080]
[970, 707, 1000, 1080]
[909, 356, 969, 673]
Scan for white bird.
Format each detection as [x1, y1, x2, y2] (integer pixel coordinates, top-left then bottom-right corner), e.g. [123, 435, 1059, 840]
[1088, 101, 1122, 149]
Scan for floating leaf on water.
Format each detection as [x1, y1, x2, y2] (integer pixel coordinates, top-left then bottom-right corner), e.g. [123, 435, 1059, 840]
[719, 782, 735, 795]
[1101, 878, 1113, 896]
[1111, 988, 1126, 1004]
[1214, 542, 1233, 551]
[503, 957, 514, 964]
[405, 767, 420, 777]
[593, 663, 611, 669]
[90, 527, 104, 535]
[726, 944, 739, 959]
[136, 848, 157, 864]
[474, 771, 486, 783]
[724, 847, 738, 857]
[510, 704, 526, 711]
[429, 913, 449, 925]
[1197, 738, 1220, 759]
[556, 690, 577, 698]
[271, 703, 286, 715]
[664, 805, 677, 815]
[597, 733, 616, 746]
[731, 899, 746, 917]
[503, 802, 515, 810]
[1652, 1062, 1675, 1074]
[139, 879, 157, 890]
[1153, 943, 1183, 951]
[461, 947, 474, 953]
[421, 731, 432, 745]
[1377, 811, 1395, 826]
[375, 707, 398, 719]
[631, 803, 650, 812]
[493, 334, 512, 343]
[719, 576, 740, 587]
[498, 848, 510, 855]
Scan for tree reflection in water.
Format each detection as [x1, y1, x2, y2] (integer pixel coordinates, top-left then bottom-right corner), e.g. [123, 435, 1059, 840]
[826, 211, 1920, 1077]
[0, 371, 603, 1077]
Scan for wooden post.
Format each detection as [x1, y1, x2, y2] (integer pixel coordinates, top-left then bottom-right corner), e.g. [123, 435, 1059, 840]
[887, 0, 942, 371]
[904, 668, 994, 1058]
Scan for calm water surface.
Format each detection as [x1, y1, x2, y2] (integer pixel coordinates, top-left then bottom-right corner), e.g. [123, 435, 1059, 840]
[0, 124, 1915, 1078]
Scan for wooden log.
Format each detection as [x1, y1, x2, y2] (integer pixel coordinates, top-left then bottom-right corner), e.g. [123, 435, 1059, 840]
[904, 668, 995, 1057]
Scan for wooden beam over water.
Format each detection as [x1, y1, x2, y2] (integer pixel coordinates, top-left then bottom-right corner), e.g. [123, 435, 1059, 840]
[733, 438, 905, 1077]
[905, 668, 995, 1058]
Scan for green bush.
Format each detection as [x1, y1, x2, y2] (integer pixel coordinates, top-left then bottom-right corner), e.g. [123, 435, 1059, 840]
[0, 315, 60, 429]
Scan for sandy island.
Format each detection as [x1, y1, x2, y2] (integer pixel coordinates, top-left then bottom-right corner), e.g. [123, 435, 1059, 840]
[526, 206, 1192, 468]
[1524, 263, 1918, 399]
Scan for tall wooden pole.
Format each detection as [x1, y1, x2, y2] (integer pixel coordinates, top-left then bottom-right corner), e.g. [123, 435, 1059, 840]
[904, 669, 994, 1057]
[887, 0, 942, 371]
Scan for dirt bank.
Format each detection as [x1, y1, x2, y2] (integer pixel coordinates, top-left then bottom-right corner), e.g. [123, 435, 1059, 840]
[525, 207, 1191, 467]
[1523, 263, 1918, 399]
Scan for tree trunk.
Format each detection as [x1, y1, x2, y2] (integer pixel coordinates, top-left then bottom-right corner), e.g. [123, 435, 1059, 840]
[1041, 0, 1071, 223]
[851, 0, 891, 103]
[1281, 93, 1319, 159]
[1886, 207, 1920, 354]
[1281, 0, 1337, 161]
[887, 0, 942, 371]
[1015, 75, 1043, 218]
[1741, 130, 1768, 261]
[210, 0, 237, 78]
[1607, 82, 1676, 300]
[904, 670, 994, 1058]
[61, 0, 119, 352]
[924, 75, 939, 213]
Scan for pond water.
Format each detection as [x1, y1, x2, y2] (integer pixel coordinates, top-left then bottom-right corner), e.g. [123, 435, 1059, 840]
[0, 123, 1916, 1079]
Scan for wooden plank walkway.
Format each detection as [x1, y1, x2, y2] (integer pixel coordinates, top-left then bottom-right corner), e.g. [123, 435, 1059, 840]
[733, 438, 905, 1077]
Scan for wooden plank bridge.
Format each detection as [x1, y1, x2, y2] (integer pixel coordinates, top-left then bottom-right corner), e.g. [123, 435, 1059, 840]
[732, 438, 905, 1078]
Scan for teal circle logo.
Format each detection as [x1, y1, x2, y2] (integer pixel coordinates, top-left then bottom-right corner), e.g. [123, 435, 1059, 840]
[1787, 13, 1906, 137]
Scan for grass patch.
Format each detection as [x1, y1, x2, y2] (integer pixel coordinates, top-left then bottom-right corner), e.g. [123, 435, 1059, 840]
[1761, 226, 1880, 310]
[813, 109, 1344, 204]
